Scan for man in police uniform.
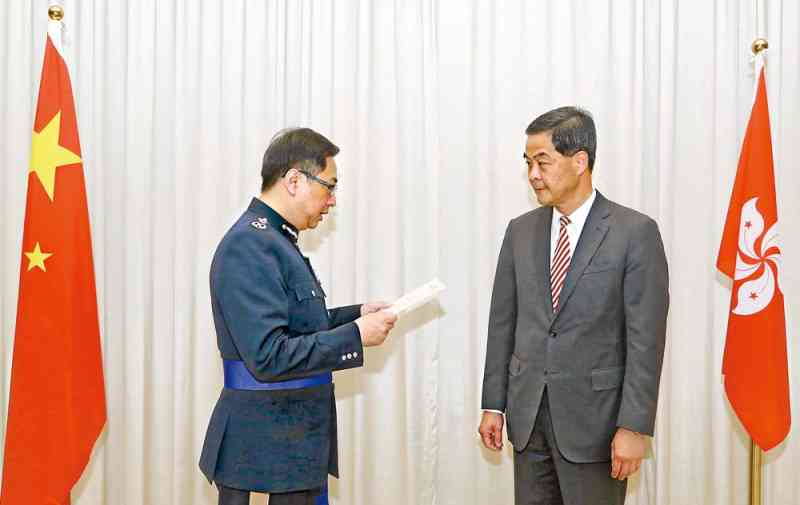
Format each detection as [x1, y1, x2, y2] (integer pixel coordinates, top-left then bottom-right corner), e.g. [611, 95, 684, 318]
[200, 128, 397, 505]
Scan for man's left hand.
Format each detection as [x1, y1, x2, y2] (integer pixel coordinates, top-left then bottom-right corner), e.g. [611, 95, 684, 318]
[361, 301, 391, 316]
[610, 427, 647, 480]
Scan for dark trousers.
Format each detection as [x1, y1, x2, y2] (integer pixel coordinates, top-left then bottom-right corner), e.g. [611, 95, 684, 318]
[513, 389, 627, 505]
[218, 486, 320, 505]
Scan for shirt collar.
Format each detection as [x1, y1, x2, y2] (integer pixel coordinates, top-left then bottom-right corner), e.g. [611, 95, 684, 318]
[248, 197, 300, 243]
[552, 189, 597, 231]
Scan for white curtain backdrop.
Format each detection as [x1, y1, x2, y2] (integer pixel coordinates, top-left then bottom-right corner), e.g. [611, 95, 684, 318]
[1, 1, 799, 504]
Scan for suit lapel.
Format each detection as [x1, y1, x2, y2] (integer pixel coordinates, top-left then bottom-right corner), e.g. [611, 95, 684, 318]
[536, 207, 554, 313]
[520, 207, 554, 317]
[550, 193, 611, 327]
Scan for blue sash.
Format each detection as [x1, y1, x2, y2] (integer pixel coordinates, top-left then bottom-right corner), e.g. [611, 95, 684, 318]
[315, 484, 328, 505]
[223, 360, 332, 390]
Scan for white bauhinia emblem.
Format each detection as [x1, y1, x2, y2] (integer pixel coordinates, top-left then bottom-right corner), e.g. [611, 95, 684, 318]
[732, 197, 782, 315]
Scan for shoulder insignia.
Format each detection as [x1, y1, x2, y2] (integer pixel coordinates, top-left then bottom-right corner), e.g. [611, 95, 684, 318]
[281, 224, 299, 241]
[250, 217, 268, 230]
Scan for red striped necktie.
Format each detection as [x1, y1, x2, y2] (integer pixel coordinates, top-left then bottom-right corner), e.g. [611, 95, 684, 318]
[550, 215, 572, 311]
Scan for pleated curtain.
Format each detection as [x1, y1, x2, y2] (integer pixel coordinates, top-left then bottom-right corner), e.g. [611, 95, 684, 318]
[1, 1, 799, 504]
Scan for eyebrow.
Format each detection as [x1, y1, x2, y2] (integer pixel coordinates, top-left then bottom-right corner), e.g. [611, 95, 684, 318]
[522, 153, 552, 162]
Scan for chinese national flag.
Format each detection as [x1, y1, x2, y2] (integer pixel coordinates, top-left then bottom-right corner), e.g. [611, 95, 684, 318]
[1, 29, 106, 504]
[716, 60, 790, 451]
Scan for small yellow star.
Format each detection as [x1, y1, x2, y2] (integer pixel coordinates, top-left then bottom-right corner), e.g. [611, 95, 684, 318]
[29, 111, 82, 201]
[24, 242, 53, 272]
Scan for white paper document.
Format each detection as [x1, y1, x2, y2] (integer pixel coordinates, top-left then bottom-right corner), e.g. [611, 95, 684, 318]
[387, 278, 446, 317]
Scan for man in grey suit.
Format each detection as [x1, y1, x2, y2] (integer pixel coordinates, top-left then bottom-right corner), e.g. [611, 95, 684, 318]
[479, 107, 669, 505]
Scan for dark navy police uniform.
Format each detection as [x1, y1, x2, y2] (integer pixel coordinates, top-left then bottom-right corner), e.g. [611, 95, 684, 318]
[200, 198, 363, 498]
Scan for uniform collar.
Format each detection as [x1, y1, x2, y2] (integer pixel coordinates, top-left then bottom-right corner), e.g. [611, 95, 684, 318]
[248, 197, 300, 243]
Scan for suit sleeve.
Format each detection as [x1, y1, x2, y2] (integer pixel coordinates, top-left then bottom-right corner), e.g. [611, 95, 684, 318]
[328, 305, 362, 327]
[481, 223, 517, 412]
[617, 218, 669, 435]
[214, 231, 364, 382]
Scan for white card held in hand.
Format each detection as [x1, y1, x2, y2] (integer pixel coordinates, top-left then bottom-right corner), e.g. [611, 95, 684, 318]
[387, 278, 446, 316]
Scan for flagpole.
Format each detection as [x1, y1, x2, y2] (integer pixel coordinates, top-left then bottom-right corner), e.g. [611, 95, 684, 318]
[48, 3, 65, 46]
[750, 440, 762, 505]
[747, 36, 768, 505]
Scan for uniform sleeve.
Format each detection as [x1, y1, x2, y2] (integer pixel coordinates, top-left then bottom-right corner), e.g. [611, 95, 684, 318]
[328, 305, 363, 327]
[481, 223, 517, 412]
[617, 218, 669, 435]
[214, 231, 364, 382]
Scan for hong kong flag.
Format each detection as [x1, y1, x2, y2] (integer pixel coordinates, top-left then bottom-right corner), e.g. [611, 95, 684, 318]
[716, 56, 790, 451]
[1, 20, 106, 505]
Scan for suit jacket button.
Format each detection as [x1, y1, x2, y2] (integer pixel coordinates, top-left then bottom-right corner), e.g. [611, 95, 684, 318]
[550, 331, 557, 338]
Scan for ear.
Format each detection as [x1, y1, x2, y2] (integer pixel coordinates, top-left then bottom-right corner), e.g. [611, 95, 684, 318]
[573, 151, 589, 176]
[283, 167, 301, 197]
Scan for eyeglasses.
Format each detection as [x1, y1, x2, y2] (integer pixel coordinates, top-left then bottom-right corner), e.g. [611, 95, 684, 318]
[299, 170, 337, 195]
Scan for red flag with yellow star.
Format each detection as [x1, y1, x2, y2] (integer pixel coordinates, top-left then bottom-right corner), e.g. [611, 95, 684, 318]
[1, 25, 106, 505]
[716, 56, 790, 451]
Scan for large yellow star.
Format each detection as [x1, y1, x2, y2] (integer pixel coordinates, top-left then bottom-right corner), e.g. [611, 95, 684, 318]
[24, 242, 53, 272]
[29, 111, 82, 201]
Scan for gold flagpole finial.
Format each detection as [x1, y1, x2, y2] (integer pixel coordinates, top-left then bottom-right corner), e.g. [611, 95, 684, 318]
[48, 5, 64, 21]
[752, 38, 769, 55]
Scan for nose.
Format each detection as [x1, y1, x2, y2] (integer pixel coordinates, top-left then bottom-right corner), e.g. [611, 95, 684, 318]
[328, 192, 337, 207]
[528, 162, 542, 181]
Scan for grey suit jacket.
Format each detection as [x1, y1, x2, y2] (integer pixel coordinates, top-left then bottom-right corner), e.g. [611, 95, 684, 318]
[481, 192, 669, 463]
